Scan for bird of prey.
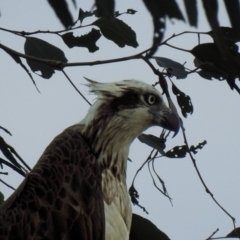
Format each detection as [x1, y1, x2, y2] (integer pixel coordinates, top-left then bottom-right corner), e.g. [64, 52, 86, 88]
[0, 79, 179, 240]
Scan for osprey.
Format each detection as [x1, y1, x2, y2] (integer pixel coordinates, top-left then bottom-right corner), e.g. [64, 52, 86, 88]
[0, 79, 179, 240]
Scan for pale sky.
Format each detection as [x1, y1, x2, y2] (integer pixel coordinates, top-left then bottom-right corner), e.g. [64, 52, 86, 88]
[0, 1, 240, 239]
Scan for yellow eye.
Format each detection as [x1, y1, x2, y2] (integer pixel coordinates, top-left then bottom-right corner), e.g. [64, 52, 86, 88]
[147, 95, 156, 105]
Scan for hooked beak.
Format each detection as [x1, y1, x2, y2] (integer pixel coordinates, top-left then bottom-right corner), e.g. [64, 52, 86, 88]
[158, 109, 180, 137]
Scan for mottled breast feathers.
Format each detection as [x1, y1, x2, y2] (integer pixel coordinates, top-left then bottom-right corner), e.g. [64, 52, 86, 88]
[0, 124, 104, 240]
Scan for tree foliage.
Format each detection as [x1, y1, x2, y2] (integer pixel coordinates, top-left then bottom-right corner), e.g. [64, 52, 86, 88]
[1, 0, 240, 239]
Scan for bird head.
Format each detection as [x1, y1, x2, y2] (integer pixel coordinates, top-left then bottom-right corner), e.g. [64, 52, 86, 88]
[81, 78, 179, 147]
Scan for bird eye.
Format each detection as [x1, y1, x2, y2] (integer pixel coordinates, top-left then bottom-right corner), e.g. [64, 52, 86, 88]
[147, 94, 156, 105]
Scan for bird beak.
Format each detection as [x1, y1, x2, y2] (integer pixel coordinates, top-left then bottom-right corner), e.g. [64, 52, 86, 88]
[158, 108, 180, 137]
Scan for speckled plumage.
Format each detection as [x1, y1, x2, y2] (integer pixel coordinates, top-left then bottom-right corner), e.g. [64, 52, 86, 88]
[0, 79, 179, 240]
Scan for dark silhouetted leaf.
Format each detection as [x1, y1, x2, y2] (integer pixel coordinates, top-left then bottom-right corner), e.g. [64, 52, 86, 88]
[24, 37, 68, 79]
[1, 47, 38, 91]
[172, 83, 193, 118]
[165, 145, 188, 158]
[128, 185, 148, 213]
[223, 0, 240, 31]
[190, 140, 207, 154]
[138, 134, 166, 154]
[0, 136, 22, 169]
[71, 0, 76, 8]
[165, 141, 207, 158]
[153, 57, 188, 79]
[142, 0, 184, 57]
[202, 0, 219, 30]
[130, 214, 170, 240]
[93, 17, 138, 48]
[183, 0, 198, 27]
[78, 8, 94, 23]
[0, 126, 12, 136]
[191, 43, 240, 92]
[62, 29, 101, 53]
[47, 0, 73, 28]
[194, 57, 227, 81]
[226, 227, 240, 238]
[208, 27, 240, 43]
[95, 0, 114, 17]
[197, 69, 225, 81]
[127, 9, 137, 15]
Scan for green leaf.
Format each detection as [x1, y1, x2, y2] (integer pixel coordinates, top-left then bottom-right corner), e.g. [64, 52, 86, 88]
[61, 29, 101, 53]
[130, 214, 170, 240]
[78, 8, 94, 23]
[92, 17, 138, 48]
[138, 134, 166, 155]
[153, 57, 188, 79]
[24, 37, 68, 79]
[172, 83, 193, 118]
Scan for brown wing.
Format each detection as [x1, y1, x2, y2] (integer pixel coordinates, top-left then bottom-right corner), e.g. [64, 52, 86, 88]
[0, 124, 105, 240]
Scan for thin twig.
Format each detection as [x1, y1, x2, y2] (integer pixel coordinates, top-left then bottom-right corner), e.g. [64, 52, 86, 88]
[0, 126, 12, 136]
[0, 158, 26, 177]
[61, 70, 92, 106]
[0, 178, 15, 190]
[205, 228, 219, 240]
[143, 56, 236, 231]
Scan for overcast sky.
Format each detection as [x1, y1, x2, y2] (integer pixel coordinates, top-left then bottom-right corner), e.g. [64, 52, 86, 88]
[0, 1, 240, 239]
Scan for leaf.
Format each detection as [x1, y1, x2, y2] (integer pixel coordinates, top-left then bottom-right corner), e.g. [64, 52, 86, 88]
[92, 17, 138, 48]
[1, 47, 39, 91]
[223, 0, 240, 31]
[128, 185, 148, 214]
[95, 0, 115, 17]
[194, 57, 227, 81]
[138, 134, 166, 155]
[0, 126, 12, 136]
[183, 0, 198, 27]
[190, 43, 240, 90]
[61, 29, 101, 53]
[0, 192, 4, 205]
[0, 136, 22, 169]
[165, 145, 188, 158]
[47, 0, 73, 28]
[142, 0, 184, 57]
[172, 83, 193, 118]
[130, 214, 170, 240]
[153, 57, 188, 79]
[127, 9, 137, 15]
[201, 0, 219, 30]
[78, 8, 94, 23]
[190, 140, 207, 154]
[226, 227, 240, 238]
[24, 37, 68, 79]
[208, 27, 240, 43]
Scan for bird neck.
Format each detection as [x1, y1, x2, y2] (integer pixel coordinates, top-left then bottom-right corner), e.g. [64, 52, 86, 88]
[81, 116, 134, 181]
